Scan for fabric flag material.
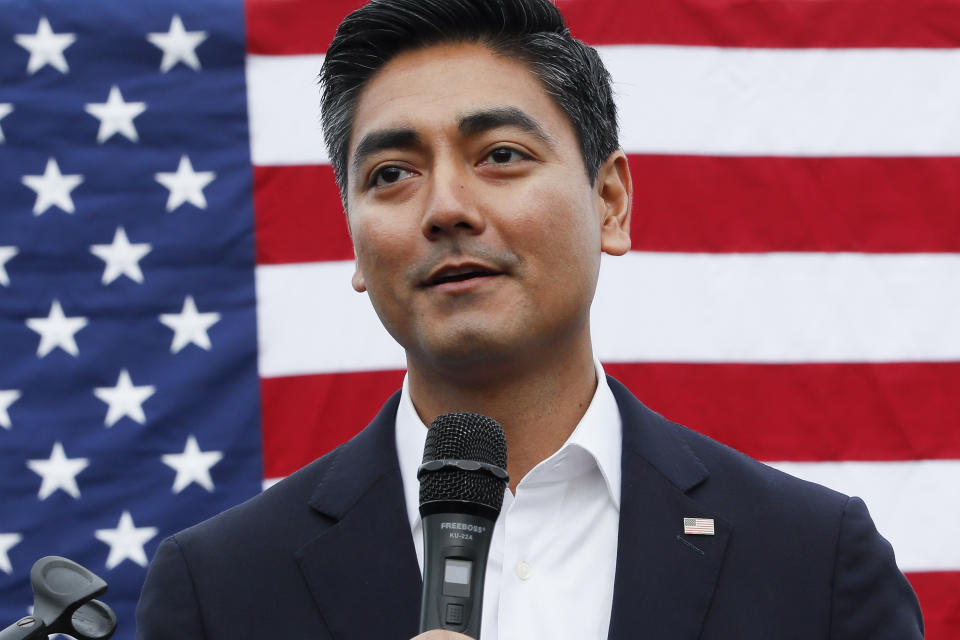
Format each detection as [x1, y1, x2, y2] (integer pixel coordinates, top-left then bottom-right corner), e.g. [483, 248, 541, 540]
[0, 1, 957, 638]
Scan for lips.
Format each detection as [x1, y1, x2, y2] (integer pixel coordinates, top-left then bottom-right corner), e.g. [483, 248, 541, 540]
[425, 263, 502, 287]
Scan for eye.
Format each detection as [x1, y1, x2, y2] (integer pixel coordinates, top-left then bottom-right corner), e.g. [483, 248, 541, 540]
[482, 147, 530, 165]
[370, 165, 414, 187]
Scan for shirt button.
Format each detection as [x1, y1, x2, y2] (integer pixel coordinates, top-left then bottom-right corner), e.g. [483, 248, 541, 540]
[515, 561, 532, 580]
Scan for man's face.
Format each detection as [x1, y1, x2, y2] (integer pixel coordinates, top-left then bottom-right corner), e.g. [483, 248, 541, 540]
[345, 42, 630, 375]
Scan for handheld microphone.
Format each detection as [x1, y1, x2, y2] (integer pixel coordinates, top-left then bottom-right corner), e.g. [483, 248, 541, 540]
[417, 412, 508, 639]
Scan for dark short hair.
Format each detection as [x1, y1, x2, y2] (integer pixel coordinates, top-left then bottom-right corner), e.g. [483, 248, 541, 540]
[319, 0, 619, 198]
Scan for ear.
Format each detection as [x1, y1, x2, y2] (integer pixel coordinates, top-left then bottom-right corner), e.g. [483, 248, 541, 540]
[343, 204, 367, 293]
[595, 151, 632, 256]
[351, 261, 367, 292]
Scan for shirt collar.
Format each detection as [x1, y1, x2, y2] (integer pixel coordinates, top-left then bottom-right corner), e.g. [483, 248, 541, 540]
[395, 374, 430, 532]
[395, 361, 622, 532]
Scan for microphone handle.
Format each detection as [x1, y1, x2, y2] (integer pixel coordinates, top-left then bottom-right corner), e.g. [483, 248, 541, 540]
[419, 511, 496, 639]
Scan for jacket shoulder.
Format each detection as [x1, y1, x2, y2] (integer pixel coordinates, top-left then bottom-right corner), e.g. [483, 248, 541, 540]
[672, 419, 847, 506]
[171, 390, 403, 553]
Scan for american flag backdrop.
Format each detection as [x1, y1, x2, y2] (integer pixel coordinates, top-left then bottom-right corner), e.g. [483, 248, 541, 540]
[0, 0, 957, 638]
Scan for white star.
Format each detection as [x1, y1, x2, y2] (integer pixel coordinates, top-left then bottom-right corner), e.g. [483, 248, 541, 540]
[21, 158, 84, 215]
[90, 227, 152, 285]
[14, 17, 76, 74]
[155, 155, 215, 211]
[147, 15, 208, 73]
[0, 533, 22, 574]
[25, 300, 88, 358]
[159, 295, 220, 353]
[0, 390, 21, 429]
[0, 103, 13, 143]
[84, 86, 147, 144]
[26, 442, 89, 500]
[95, 511, 157, 570]
[0, 246, 17, 286]
[161, 435, 223, 493]
[93, 369, 156, 428]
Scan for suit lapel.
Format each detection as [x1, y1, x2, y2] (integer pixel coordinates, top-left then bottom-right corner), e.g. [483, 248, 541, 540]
[295, 394, 422, 640]
[607, 379, 731, 640]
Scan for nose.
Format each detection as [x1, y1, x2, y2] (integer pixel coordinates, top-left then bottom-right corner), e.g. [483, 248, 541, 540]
[420, 166, 486, 239]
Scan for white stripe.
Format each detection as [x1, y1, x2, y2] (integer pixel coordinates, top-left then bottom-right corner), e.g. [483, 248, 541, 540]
[592, 252, 960, 364]
[256, 261, 405, 377]
[256, 253, 960, 377]
[246, 48, 960, 165]
[246, 54, 328, 166]
[767, 459, 960, 572]
[602, 46, 960, 156]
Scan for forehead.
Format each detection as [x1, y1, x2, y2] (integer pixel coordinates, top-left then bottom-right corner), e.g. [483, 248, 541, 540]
[349, 42, 578, 158]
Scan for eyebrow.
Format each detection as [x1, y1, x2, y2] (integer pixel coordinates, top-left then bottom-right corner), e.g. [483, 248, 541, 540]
[350, 107, 555, 175]
[352, 128, 422, 174]
[457, 107, 555, 148]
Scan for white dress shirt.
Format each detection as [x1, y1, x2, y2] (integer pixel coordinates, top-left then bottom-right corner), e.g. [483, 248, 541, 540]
[395, 361, 623, 640]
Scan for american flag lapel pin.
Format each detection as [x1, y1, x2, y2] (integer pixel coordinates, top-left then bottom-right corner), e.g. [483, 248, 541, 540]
[683, 517, 715, 535]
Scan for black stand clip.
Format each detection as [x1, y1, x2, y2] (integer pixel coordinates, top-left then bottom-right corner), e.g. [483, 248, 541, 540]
[0, 556, 117, 640]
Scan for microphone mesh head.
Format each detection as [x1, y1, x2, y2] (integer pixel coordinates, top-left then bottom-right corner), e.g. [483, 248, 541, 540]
[419, 412, 507, 513]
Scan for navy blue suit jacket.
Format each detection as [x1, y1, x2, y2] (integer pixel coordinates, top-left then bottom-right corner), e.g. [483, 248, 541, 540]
[136, 378, 923, 639]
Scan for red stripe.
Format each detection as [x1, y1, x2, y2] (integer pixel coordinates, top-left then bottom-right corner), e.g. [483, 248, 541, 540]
[245, 0, 960, 55]
[259, 369, 404, 478]
[259, 363, 960, 476]
[557, 0, 960, 49]
[605, 362, 960, 462]
[245, 0, 365, 56]
[251, 157, 960, 263]
[253, 165, 354, 264]
[906, 572, 960, 639]
[630, 156, 960, 253]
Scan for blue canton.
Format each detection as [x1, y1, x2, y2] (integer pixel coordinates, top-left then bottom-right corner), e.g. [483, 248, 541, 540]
[0, 2, 262, 637]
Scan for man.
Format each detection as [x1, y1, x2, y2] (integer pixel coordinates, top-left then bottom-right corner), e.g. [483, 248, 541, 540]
[136, 1, 924, 638]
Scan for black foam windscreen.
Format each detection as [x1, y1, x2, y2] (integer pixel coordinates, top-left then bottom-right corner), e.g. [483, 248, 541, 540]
[419, 412, 507, 513]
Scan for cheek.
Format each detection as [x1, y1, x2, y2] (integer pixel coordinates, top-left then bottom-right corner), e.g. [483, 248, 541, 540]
[350, 223, 416, 338]
[350, 225, 423, 320]
[507, 181, 600, 265]
[351, 218, 409, 274]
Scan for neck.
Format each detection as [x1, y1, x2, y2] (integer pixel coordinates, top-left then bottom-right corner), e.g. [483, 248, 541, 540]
[407, 340, 598, 492]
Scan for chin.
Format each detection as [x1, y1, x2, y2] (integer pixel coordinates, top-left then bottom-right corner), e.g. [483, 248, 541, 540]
[415, 329, 520, 373]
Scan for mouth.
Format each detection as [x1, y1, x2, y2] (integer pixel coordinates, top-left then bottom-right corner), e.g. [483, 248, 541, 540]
[425, 263, 503, 287]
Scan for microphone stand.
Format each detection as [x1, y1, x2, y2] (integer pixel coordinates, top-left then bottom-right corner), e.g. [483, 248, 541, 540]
[0, 556, 116, 640]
